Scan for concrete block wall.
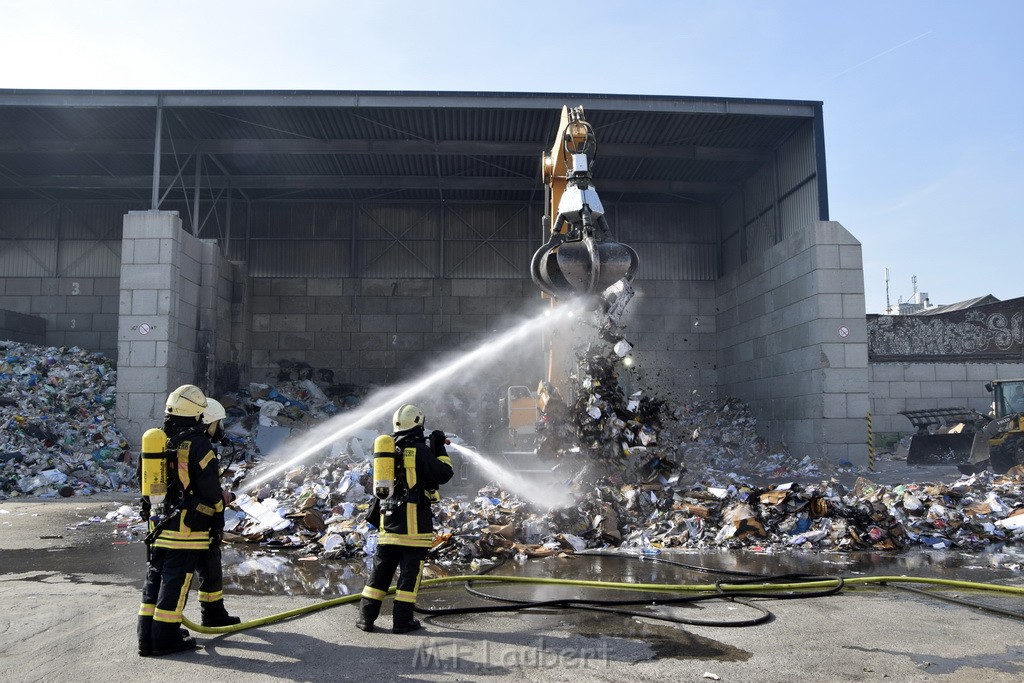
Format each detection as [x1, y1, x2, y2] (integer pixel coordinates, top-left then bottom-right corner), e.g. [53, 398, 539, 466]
[249, 276, 547, 388]
[117, 211, 181, 446]
[245, 275, 719, 399]
[870, 361, 1024, 433]
[0, 277, 120, 355]
[716, 221, 870, 464]
[115, 211, 244, 448]
[172, 228, 208, 389]
[0, 309, 46, 345]
[619, 279, 719, 401]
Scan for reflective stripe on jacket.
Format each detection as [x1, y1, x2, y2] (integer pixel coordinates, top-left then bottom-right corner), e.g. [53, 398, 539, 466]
[151, 434, 223, 551]
[378, 437, 453, 548]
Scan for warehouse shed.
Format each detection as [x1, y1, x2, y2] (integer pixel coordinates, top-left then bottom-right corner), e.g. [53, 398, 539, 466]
[0, 90, 868, 461]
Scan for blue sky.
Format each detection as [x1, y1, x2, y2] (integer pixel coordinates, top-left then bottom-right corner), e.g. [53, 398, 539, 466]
[2, 1, 1021, 314]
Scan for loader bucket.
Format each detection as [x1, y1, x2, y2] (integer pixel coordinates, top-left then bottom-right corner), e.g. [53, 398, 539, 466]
[905, 432, 975, 466]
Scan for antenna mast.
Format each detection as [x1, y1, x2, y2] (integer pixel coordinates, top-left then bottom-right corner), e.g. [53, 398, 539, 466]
[885, 268, 891, 314]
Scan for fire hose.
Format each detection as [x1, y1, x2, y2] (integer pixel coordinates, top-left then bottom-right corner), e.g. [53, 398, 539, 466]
[180, 555, 1024, 635]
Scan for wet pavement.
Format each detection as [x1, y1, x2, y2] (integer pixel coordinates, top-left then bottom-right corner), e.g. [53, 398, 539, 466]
[3, 495, 1024, 681]
[3, 494, 1022, 602]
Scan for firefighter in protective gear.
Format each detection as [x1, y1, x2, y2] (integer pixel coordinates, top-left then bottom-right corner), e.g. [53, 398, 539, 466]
[355, 404, 453, 633]
[137, 385, 230, 657]
[191, 398, 241, 627]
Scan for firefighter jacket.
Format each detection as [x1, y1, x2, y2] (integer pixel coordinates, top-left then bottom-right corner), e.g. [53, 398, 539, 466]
[150, 429, 225, 552]
[377, 432, 454, 549]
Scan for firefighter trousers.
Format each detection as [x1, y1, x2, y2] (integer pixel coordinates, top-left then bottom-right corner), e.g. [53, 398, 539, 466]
[195, 535, 225, 604]
[138, 548, 199, 645]
[359, 544, 428, 624]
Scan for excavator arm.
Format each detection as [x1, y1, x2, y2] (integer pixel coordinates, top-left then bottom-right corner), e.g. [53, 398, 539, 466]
[530, 106, 639, 301]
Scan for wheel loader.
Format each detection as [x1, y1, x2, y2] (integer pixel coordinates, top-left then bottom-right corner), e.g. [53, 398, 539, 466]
[901, 378, 1024, 474]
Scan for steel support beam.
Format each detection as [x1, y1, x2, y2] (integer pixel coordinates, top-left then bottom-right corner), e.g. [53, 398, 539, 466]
[0, 91, 820, 118]
[150, 106, 162, 209]
[3, 174, 734, 196]
[0, 137, 773, 161]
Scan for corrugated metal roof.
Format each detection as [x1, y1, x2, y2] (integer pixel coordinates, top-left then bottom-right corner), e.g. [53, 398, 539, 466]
[913, 295, 1000, 315]
[0, 89, 820, 207]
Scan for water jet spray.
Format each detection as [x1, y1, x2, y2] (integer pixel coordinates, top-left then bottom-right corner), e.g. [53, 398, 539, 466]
[242, 300, 587, 493]
[449, 443, 572, 509]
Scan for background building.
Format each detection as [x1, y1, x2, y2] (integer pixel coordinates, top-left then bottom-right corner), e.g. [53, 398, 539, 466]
[0, 90, 868, 460]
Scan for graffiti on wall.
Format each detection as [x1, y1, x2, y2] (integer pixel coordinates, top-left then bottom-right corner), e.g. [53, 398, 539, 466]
[868, 301, 1024, 361]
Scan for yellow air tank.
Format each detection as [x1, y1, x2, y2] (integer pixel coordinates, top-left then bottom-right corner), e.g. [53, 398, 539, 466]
[140, 428, 169, 506]
[373, 435, 396, 500]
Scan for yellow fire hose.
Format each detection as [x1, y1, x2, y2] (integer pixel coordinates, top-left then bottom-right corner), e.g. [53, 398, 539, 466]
[182, 573, 1024, 635]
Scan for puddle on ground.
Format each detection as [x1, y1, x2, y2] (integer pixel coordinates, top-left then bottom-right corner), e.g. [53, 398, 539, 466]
[571, 612, 752, 662]
[0, 543, 144, 585]
[3, 523, 1021, 659]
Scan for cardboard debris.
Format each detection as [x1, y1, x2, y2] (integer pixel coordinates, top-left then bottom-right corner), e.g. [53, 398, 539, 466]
[17, 300, 1024, 567]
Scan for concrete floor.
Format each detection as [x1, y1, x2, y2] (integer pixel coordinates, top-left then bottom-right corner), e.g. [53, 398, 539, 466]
[2, 493, 1023, 682]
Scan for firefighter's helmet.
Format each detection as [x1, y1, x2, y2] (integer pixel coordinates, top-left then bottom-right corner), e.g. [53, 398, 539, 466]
[202, 398, 226, 425]
[392, 404, 425, 433]
[165, 384, 207, 418]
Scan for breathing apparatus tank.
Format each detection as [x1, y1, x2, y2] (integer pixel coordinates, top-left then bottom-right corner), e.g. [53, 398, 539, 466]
[373, 434, 396, 500]
[140, 428, 169, 506]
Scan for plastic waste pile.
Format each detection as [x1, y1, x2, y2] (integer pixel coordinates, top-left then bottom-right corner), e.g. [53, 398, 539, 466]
[209, 378, 362, 459]
[212, 350, 1024, 562]
[212, 438, 1024, 566]
[667, 398, 820, 485]
[423, 468, 1024, 564]
[223, 450, 380, 561]
[68, 369, 1024, 569]
[0, 341, 132, 498]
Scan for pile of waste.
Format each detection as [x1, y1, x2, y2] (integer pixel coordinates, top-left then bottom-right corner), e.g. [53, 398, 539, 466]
[18, 296, 1022, 564]
[0, 341, 133, 498]
[205, 378, 363, 469]
[198, 298, 1024, 563]
[431, 468, 1024, 562]
[209, 408, 1024, 565]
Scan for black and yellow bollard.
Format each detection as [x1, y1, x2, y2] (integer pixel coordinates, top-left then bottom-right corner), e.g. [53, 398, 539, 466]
[866, 412, 875, 472]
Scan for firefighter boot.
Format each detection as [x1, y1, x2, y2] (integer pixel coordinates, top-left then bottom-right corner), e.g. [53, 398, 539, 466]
[150, 621, 198, 657]
[137, 615, 153, 657]
[355, 598, 382, 632]
[392, 601, 422, 634]
[201, 599, 241, 627]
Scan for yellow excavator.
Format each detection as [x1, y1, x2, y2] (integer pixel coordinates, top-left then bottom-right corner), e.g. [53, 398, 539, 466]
[504, 105, 639, 447]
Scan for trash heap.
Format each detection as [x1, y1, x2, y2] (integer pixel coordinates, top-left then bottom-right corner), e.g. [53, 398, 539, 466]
[212, 447, 1024, 565]
[423, 467, 1024, 563]
[0, 341, 132, 498]
[70, 375, 1024, 564]
[206, 301, 1023, 563]
[208, 380, 1024, 564]
[667, 398, 822, 485]
[222, 448, 380, 560]
[206, 377, 365, 457]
